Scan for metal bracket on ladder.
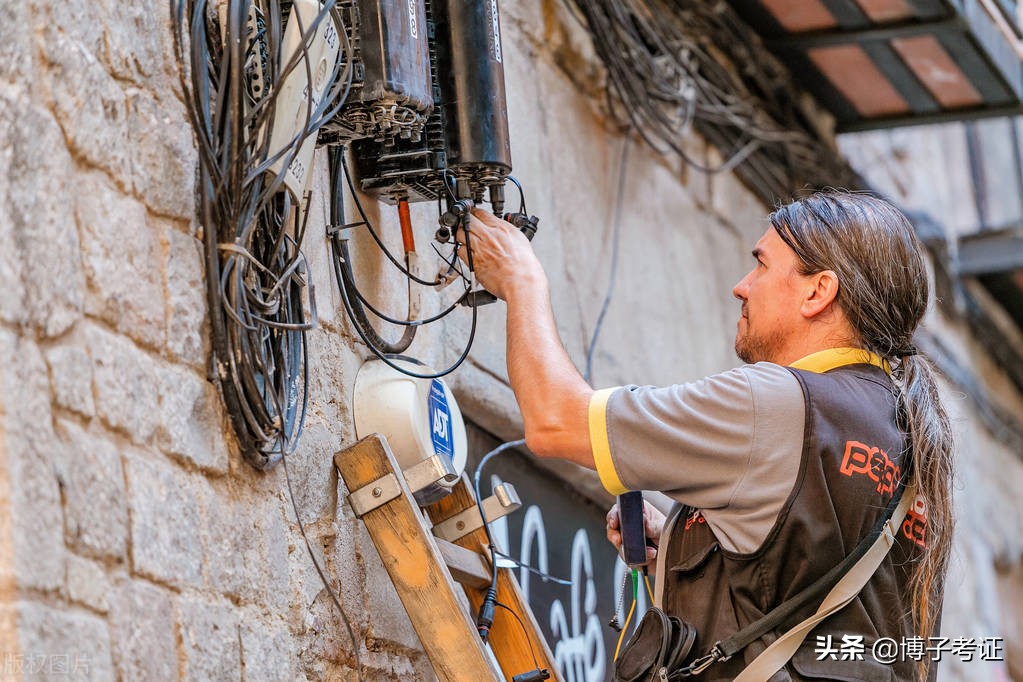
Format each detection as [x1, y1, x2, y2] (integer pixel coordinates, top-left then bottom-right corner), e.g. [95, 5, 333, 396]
[348, 455, 456, 517]
[432, 482, 521, 542]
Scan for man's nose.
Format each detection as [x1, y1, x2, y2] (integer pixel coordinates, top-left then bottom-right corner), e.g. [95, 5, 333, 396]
[733, 274, 750, 301]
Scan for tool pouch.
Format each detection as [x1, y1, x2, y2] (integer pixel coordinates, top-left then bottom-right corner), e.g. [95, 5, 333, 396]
[613, 608, 697, 682]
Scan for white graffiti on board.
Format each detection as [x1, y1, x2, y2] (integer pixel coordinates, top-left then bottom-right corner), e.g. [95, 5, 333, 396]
[519, 503, 606, 682]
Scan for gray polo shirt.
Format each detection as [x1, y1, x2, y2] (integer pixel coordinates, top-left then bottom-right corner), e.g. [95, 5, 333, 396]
[587, 348, 892, 554]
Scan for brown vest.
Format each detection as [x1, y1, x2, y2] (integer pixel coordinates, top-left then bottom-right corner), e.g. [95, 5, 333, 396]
[661, 364, 938, 682]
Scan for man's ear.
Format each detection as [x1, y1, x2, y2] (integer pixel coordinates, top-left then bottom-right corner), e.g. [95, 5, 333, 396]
[801, 270, 840, 319]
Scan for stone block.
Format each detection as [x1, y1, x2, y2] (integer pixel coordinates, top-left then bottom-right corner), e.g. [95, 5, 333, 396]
[127, 89, 197, 221]
[0, 331, 65, 593]
[98, 0, 175, 88]
[242, 497, 291, 613]
[0, 331, 56, 462]
[358, 526, 422, 652]
[41, 34, 132, 191]
[35, 2, 105, 58]
[44, 337, 96, 419]
[196, 484, 246, 599]
[179, 596, 240, 682]
[76, 172, 166, 349]
[0, 2, 34, 85]
[165, 226, 209, 368]
[156, 363, 228, 474]
[108, 577, 177, 680]
[125, 455, 203, 588]
[276, 420, 337, 522]
[66, 553, 111, 613]
[0, 93, 27, 328]
[86, 323, 160, 445]
[8, 451, 66, 595]
[302, 329, 357, 429]
[1, 96, 84, 337]
[240, 615, 293, 681]
[17, 602, 115, 680]
[53, 419, 129, 560]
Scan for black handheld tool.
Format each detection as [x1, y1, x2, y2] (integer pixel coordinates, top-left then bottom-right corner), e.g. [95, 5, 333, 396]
[618, 491, 648, 566]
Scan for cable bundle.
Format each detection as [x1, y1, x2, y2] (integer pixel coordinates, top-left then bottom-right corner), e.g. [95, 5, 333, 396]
[325, 149, 531, 379]
[563, 0, 859, 203]
[172, 0, 354, 467]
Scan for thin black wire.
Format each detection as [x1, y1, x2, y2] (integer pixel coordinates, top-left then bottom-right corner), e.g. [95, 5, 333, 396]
[472, 439, 525, 640]
[339, 153, 445, 287]
[327, 147, 470, 330]
[495, 601, 541, 669]
[585, 132, 631, 384]
[329, 152, 484, 382]
[492, 550, 572, 586]
[328, 147, 416, 353]
[280, 429, 362, 678]
[506, 175, 528, 215]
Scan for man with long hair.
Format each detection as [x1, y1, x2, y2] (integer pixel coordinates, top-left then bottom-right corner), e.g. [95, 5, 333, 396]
[457, 191, 953, 681]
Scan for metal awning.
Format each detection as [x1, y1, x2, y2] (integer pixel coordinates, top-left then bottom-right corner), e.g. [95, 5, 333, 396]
[727, 0, 1023, 131]
[957, 227, 1023, 330]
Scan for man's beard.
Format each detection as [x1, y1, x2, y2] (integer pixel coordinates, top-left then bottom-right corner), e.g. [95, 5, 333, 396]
[734, 325, 785, 364]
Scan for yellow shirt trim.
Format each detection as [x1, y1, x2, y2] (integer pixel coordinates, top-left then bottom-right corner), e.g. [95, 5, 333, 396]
[588, 387, 628, 495]
[788, 347, 891, 375]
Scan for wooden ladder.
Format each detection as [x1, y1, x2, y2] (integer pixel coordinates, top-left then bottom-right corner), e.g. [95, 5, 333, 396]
[334, 434, 562, 682]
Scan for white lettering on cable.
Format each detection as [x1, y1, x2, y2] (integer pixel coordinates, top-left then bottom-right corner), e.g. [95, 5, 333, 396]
[490, 0, 502, 63]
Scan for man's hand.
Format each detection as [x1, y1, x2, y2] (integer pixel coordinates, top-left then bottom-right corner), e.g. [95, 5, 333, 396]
[606, 500, 665, 571]
[455, 208, 546, 301]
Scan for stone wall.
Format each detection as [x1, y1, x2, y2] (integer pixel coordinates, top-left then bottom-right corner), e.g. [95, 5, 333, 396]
[1, 1, 1020, 681]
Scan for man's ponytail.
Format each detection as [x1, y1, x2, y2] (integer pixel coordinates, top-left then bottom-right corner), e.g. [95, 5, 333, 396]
[895, 354, 955, 665]
[772, 191, 955, 681]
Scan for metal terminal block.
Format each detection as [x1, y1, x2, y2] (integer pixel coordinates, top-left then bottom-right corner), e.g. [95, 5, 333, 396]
[432, 483, 522, 542]
[348, 473, 401, 516]
[404, 455, 458, 494]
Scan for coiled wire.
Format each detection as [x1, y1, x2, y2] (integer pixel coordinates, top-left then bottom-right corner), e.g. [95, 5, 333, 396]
[172, 0, 353, 466]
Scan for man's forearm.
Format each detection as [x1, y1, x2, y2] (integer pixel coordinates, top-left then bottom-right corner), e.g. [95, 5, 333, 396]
[504, 276, 595, 468]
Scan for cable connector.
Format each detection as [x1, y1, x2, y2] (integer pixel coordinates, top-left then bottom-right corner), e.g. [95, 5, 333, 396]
[512, 668, 551, 682]
[476, 587, 498, 643]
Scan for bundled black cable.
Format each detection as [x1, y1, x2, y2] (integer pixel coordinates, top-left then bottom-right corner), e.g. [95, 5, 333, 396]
[172, 0, 353, 468]
[324, 145, 490, 380]
[562, 0, 859, 203]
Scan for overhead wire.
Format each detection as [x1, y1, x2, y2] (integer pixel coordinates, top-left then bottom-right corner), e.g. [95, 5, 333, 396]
[562, 0, 859, 203]
[585, 131, 631, 384]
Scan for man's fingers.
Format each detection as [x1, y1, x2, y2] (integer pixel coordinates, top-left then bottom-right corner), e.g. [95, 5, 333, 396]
[606, 504, 620, 530]
[455, 213, 491, 251]
[469, 207, 502, 227]
[606, 504, 622, 549]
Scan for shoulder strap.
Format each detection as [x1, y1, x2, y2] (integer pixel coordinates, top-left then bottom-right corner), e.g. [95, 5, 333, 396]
[673, 482, 916, 680]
